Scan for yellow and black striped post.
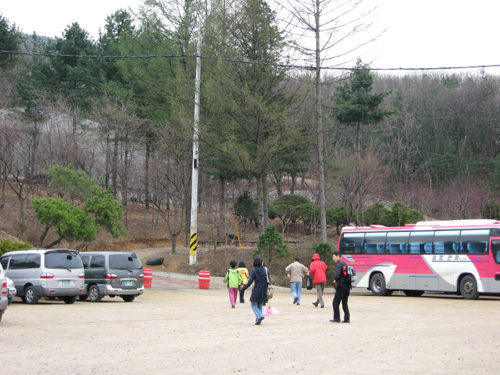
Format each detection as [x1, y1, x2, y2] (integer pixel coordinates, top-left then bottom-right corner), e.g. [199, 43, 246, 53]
[190, 229, 198, 257]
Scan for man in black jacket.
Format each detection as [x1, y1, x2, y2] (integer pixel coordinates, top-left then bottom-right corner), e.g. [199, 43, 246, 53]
[330, 251, 350, 323]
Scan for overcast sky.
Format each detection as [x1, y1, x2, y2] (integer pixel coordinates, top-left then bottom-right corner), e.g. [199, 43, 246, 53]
[2, 0, 500, 75]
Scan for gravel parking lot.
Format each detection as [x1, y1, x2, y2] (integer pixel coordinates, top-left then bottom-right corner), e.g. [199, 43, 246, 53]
[1, 275, 499, 375]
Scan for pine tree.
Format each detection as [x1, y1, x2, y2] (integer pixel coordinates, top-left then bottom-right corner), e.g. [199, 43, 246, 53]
[333, 59, 395, 158]
[255, 225, 289, 267]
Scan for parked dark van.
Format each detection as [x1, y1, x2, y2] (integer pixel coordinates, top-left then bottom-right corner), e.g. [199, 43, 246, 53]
[80, 252, 144, 302]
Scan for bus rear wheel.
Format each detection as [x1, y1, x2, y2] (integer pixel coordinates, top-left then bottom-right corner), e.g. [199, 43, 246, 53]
[460, 275, 479, 300]
[404, 290, 424, 297]
[370, 274, 392, 296]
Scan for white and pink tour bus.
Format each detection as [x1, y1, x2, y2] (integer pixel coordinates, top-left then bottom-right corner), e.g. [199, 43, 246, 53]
[338, 219, 500, 299]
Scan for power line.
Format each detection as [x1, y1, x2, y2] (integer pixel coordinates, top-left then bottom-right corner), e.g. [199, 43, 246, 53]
[2, 50, 500, 72]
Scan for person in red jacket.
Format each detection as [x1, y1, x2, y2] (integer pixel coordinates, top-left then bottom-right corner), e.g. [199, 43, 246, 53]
[309, 253, 328, 308]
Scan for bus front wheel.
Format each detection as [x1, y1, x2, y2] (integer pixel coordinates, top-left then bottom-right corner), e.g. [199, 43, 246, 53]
[460, 275, 479, 300]
[370, 274, 391, 296]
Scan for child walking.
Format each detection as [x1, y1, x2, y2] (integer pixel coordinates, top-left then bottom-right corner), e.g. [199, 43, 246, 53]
[224, 260, 243, 308]
[237, 261, 249, 303]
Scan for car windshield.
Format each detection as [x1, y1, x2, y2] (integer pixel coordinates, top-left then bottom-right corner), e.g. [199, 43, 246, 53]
[109, 254, 142, 270]
[45, 251, 83, 269]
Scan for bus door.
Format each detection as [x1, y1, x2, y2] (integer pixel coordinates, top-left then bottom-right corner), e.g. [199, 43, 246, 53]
[489, 238, 500, 293]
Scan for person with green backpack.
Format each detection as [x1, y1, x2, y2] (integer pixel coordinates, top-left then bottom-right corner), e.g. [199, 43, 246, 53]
[224, 260, 243, 308]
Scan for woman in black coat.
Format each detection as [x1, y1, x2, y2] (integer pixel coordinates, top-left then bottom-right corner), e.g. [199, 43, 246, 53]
[240, 257, 269, 325]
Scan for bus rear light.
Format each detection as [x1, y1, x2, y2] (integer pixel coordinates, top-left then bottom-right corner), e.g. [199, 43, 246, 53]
[40, 273, 55, 279]
[105, 273, 118, 279]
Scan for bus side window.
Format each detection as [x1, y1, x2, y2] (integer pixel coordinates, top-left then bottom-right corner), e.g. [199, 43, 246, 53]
[444, 242, 455, 253]
[434, 242, 445, 254]
[388, 244, 401, 254]
[364, 232, 387, 254]
[409, 243, 420, 254]
[460, 229, 490, 254]
[365, 244, 377, 254]
[424, 242, 433, 254]
[400, 243, 408, 254]
[467, 242, 486, 254]
[493, 240, 500, 264]
[461, 243, 469, 253]
[341, 233, 365, 254]
[434, 242, 456, 254]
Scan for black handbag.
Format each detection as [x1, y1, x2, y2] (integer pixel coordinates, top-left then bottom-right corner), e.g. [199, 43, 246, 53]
[306, 275, 313, 290]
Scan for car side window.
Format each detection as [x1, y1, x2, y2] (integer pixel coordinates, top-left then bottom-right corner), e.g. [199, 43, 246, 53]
[81, 256, 89, 268]
[25, 254, 41, 268]
[90, 256, 105, 268]
[9, 254, 27, 269]
[0, 257, 9, 269]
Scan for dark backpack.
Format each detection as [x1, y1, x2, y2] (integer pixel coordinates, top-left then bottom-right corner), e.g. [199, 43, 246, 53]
[341, 264, 357, 284]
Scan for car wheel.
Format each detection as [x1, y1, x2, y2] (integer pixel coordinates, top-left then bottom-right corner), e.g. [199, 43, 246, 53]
[0, 312, 3, 322]
[88, 285, 102, 302]
[8, 298, 12, 305]
[63, 296, 77, 304]
[122, 295, 135, 302]
[24, 286, 39, 304]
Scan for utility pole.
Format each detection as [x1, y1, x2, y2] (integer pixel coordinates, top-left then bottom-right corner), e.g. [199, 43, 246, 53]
[189, 25, 202, 265]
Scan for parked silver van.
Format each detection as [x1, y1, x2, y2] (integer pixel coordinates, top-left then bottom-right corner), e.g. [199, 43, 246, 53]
[0, 263, 8, 322]
[0, 249, 84, 304]
[80, 252, 144, 302]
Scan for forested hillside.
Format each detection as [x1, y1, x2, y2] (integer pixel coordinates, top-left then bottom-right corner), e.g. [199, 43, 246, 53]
[1, 1, 500, 252]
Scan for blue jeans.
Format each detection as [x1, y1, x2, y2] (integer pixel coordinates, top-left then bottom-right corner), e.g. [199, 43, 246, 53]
[291, 281, 302, 303]
[250, 301, 264, 323]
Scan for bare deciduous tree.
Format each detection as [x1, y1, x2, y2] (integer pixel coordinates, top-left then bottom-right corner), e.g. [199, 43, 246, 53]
[335, 151, 387, 224]
[0, 112, 37, 230]
[92, 94, 140, 227]
[148, 154, 187, 254]
[282, 0, 382, 241]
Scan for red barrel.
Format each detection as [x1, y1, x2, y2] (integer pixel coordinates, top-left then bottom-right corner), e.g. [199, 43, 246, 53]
[144, 268, 153, 288]
[198, 270, 210, 289]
